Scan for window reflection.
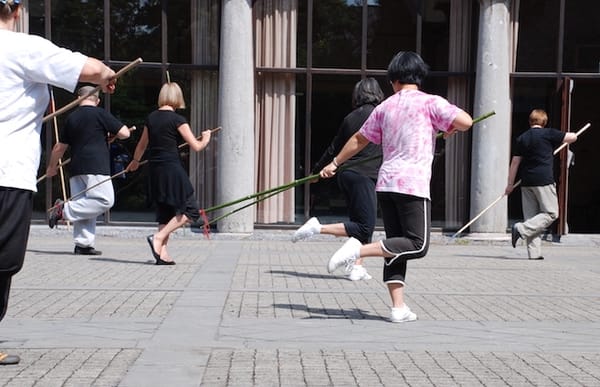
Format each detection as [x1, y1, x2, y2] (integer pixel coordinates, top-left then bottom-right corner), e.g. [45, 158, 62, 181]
[168, 0, 191, 64]
[110, 0, 161, 62]
[563, 1, 600, 73]
[312, 0, 362, 68]
[516, 0, 559, 72]
[367, 0, 417, 69]
[52, 1, 104, 59]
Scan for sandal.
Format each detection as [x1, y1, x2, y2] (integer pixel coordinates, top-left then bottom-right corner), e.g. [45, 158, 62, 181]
[146, 235, 175, 265]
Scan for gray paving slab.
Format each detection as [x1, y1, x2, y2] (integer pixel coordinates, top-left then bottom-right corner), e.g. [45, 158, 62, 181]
[0, 225, 599, 386]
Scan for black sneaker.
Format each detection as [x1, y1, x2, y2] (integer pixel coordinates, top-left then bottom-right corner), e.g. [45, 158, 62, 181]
[48, 199, 64, 229]
[74, 246, 102, 255]
[511, 224, 521, 248]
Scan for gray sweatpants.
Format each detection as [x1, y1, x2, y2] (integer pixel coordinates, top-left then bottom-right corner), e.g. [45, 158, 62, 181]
[63, 174, 115, 248]
[516, 184, 559, 258]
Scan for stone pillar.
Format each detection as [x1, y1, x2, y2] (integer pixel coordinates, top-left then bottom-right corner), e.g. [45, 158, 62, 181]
[470, 0, 512, 233]
[217, 0, 255, 232]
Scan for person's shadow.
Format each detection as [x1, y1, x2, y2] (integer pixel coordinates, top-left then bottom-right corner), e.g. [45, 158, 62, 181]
[269, 269, 332, 279]
[269, 270, 384, 320]
[272, 303, 384, 321]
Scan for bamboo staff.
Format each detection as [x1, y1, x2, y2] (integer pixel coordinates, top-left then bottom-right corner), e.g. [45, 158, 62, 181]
[37, 159, 71, 184]
[47, 126, 221, 212]
[201, 110, 497, 218]
[451, 122, 592, 239]
[37, 126, 136, 184]
[436, 110, 496, 139]
[49, 88, 71, 228]
[43, 58, 143, 123]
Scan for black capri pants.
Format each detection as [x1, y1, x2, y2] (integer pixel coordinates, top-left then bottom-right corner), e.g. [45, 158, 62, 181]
[337, 169, 377, 244]
[377, 192, 431, 284]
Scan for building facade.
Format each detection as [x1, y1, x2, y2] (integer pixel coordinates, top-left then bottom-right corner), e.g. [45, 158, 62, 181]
[25, 0, 600, 233]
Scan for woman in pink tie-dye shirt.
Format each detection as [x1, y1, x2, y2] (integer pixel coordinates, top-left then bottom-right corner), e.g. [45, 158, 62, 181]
[319, 51, 473, 323]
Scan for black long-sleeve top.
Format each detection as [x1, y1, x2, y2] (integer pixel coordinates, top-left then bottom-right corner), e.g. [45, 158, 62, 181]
[312, 103, 382, 180]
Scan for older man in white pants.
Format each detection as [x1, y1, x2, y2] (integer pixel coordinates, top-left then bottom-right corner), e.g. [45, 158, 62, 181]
[46, 86, 132, 255]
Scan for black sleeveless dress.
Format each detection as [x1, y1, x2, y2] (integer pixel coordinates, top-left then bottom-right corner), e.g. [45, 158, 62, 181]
[145, 110, 194, 213]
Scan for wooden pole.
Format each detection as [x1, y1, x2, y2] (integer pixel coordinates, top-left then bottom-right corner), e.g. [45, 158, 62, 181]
[47, 127, 221, 212]
[43, 58, 143, 123]
[451, 122, 591, 238]
[49, 88, 71, 229]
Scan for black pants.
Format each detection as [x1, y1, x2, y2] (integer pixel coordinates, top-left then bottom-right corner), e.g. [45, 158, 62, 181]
[337, 170, 377, 244]
[378, 192, 430, 283]
[0, 187, 33, 321]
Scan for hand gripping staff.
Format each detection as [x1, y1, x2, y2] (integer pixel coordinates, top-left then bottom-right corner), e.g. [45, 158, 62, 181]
[451, 122, 592, 239]
[197, 111, 496, 237]
[42, 58, 143, 123]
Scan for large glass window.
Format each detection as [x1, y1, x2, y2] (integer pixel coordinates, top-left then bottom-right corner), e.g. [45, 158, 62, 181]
[308, 75, 361, 218]
[108, 67, 163, 222]
[516, 0, 559, 72]
[566, 79, 600, 232]
[312, 0, 362, 68]
[51, 1, 104, 59]
[509, 78, 561, 222]
[367, 0, 417, 69]
[563, 1, 600, 73]
[168, 0, 192, 64]
[421, 0, 450, 71]
[110, 0, 161, 62]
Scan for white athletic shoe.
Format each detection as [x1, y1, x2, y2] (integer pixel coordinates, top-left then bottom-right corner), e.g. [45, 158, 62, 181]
[390, 305, 417, 323]
[347, 265, 372, 281]
[292, 217, 321, 242]
[327, 237, 361, 273]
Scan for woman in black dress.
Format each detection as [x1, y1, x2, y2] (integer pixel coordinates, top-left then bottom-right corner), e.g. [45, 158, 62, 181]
[128, 82, 212, 265]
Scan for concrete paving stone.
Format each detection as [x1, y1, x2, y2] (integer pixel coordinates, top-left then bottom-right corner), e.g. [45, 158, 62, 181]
[1, 227, 600, 386]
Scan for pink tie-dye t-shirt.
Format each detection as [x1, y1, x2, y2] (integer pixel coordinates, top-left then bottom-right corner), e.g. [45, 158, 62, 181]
[359, 89, 460, 199]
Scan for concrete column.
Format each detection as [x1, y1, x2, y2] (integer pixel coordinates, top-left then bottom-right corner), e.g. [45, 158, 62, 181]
[217, 0, 255, 233]
[470, 0, 511, 233]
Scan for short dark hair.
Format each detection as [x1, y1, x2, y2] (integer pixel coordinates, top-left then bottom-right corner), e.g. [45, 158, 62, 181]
[387, 51, 429, 86]
[352, 77, 384, 108]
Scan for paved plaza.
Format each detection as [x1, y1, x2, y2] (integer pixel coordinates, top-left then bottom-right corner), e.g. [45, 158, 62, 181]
[0, 225, 599, 386]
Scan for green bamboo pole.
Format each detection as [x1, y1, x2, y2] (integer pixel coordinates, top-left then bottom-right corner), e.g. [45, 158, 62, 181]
[203, 110, 496, 215]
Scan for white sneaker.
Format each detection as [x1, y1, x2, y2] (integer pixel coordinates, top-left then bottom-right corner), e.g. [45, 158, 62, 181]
[390, 305, 417, 323]
[347, 265, 372, 281]
[292, 217, 321, 242]
[327, 237, 361, 273]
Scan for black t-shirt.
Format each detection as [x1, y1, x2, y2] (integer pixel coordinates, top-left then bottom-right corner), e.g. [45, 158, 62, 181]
[312, 103, 382, 179]
[61, 106, 124, 176]
[145, 110, 187, 159]
[514, 127, 565, 186]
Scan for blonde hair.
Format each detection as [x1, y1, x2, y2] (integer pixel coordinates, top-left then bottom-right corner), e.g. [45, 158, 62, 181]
[157, 82, 186, 109]
[529, 109, 548, 127]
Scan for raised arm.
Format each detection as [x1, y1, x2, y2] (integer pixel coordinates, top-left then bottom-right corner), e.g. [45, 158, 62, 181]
[78, 58, 116, 94]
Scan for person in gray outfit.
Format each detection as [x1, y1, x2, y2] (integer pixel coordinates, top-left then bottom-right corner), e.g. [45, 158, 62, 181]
[506, 109, 577, 259]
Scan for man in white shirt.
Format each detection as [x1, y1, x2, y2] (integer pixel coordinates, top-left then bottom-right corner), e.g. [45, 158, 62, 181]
[0, 0, 117, 365]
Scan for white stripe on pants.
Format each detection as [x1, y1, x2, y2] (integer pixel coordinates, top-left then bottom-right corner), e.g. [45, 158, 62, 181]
[517, 184, 558, 258]
[63, 174, 115, 248]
